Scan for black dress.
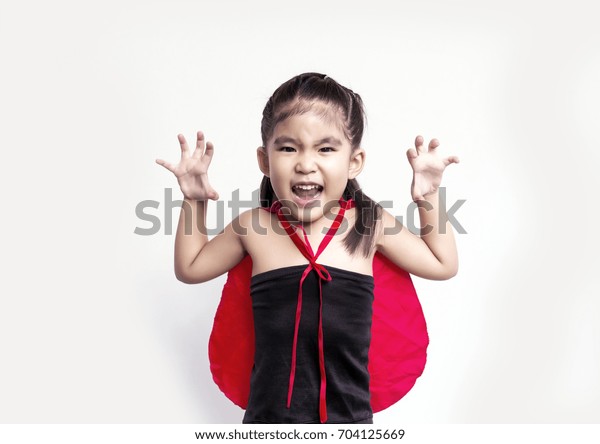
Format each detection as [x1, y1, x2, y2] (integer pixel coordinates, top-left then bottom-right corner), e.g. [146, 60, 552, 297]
[242, 264, 375, 424]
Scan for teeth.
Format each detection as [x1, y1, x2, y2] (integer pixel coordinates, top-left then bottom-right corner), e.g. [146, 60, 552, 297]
[293, 184, 321, 191]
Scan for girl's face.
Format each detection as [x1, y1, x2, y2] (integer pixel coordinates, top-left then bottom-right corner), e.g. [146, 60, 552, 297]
[257, 103, 365, 224]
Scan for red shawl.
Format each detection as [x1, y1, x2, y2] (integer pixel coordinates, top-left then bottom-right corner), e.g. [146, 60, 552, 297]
[208, 251, 428, 414]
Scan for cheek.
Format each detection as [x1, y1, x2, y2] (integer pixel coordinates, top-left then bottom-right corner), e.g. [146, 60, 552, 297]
[327, 160, 351, 179]
[265, 161, 291, 194]
[267, 159, 287, 179]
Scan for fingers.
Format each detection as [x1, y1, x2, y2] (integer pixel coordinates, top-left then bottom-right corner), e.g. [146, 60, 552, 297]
[158, 130, 213, 172]
[192, 131, 205, 159]
[415, 135, 440, 150]
[444, 155, 460, 166]
[178, 133, 190, 158]
[192, 131, 216, 165]
[406, 148, 418, 164]
[414, 135, 439, 154]
[201, 141, 216, 167]
[414, 135, 424, 154]
[428, 138, 440, 151]
[199, 174, 220, 200]
[409, 135, 460, 166]
[155, 158, 175, 172]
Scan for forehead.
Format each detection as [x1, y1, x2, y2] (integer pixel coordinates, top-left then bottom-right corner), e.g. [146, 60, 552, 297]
[270, 99, 348, 142]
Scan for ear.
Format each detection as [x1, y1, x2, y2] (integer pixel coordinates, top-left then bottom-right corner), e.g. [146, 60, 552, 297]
[257, 146, 270, 177]
[348, 148, 366, 180]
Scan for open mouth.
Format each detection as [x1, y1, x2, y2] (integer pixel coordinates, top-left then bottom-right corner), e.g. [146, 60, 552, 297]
[292, 184, 323, 201]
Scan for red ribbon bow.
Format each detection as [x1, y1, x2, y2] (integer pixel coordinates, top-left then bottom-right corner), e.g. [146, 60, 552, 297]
[263, 198, 355, 423]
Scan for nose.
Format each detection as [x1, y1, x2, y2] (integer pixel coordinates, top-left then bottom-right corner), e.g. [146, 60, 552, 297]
[295, 151, 317, 174]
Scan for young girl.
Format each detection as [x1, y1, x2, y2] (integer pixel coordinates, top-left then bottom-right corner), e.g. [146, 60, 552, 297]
[156, 72, 459, 424]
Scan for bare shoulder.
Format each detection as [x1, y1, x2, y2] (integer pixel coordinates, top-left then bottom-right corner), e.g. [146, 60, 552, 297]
[236, 207, 277, 237]
[235, 207, 280, 253]
[237, 207, 317, 275]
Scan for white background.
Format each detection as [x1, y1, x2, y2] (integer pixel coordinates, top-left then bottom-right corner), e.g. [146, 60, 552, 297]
[1, 0, 599, 423]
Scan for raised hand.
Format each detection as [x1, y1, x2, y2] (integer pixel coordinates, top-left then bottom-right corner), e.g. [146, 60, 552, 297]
[406, 135, 459, 201]
[156, 131, 219, 201]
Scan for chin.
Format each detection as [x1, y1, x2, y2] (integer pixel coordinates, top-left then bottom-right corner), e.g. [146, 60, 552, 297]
[279, 197, 341, 225]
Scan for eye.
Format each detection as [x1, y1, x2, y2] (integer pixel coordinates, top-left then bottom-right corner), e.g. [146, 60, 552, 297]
[319, 147, 335, 152]
[279, 146, 296, 152]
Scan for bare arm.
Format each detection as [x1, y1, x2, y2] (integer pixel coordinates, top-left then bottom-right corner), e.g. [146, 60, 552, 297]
[173, 199, 246, 283]
[156, 131, 245, 284]
[377, 192, 458, 280]
[376, 136, 459, 280]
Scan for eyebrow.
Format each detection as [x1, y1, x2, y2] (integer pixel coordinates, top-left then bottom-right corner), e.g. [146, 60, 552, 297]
[272, 136, 343, 146]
